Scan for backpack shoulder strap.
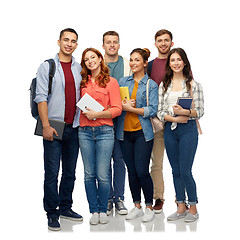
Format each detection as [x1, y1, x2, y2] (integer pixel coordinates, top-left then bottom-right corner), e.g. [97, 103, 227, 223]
[45, 59, 56, 95]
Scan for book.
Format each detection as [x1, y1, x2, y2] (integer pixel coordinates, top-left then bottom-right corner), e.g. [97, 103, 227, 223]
[76, 93, 105, 112]
[119, 87, 130, 100]
[34, 118, 66, 140]
[177, 97, 193, 109]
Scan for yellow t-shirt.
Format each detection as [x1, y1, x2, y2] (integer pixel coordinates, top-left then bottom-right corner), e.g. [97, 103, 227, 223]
[124, 81, 142, 131]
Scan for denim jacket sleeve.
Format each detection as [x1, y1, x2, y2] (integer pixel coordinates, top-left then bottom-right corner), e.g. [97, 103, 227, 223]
[143, 79, 158, 118]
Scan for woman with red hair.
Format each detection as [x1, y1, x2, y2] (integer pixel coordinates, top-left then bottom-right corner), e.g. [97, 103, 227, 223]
[78, 48, 122, 225]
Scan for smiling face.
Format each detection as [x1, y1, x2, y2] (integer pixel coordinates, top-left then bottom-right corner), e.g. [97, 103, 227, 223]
[129, 52, 147, 73]
[169, 52, 185, 74]
[155, 33, 173, 57]
[83, 50, 102, 74]
[58, 31, 78, 58]
[102, 35, 120, 57]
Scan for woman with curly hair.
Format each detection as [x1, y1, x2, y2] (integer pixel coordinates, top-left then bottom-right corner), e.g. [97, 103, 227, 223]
[78, 48, 122, 225]
[158, 48, 204, 222]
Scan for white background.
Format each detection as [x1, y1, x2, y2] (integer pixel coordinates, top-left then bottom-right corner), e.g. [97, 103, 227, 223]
[1, 0, 239, 239]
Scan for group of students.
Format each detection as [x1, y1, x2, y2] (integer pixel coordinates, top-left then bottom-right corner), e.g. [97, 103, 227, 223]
[34, 28, 204, 231]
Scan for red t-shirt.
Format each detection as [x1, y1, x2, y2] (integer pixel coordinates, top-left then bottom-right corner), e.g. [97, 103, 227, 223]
[60, 61, 76, 124]
[150, 58, 167, 86]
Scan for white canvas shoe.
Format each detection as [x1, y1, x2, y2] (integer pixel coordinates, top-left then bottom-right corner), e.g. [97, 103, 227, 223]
[99, 213, 109, 224]
[89, 212, 99, 225]
[142, 208, 155, 222]
[126, 207, 143, 220]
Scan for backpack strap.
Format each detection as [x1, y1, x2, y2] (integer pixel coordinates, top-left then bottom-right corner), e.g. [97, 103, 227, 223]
[45, 59, 56, 95]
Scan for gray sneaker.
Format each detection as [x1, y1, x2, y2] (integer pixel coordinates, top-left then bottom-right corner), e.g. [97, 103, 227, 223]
[115, 199, 128, 215]
[106, 200, 113, 216]
[167, 211, 188, 221]
[184, 212, 199, 222]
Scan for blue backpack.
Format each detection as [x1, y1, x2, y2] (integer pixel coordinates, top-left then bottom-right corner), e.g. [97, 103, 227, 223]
[30, 59, 56, 119]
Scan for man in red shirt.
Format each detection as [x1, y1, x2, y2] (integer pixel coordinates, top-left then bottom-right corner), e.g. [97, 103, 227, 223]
[147, 29, 174, 214]
[36, 28, 82, 231]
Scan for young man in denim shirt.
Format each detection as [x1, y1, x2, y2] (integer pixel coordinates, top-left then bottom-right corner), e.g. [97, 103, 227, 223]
[35, 28, 82, 231]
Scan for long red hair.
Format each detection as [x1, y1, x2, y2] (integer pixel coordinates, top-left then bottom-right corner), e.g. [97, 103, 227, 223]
[80, 48, 110, 88]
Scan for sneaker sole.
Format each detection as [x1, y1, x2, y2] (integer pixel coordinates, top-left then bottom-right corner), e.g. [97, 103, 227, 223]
[153, 209, 163, 214]
[142, 215, 154, 222]
[116, 210, 128, 215]
[48, 226, 61, 231]
[167, 215, 186, 221]
[60, 215, 83, 221]
[126, 212, 144, 220]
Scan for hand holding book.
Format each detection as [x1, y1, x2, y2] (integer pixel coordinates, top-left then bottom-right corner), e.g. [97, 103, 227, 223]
[173, 97, 193, 116]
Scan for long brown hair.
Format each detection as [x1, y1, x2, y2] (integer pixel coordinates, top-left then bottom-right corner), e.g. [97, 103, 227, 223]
[80, 48, 110, 88]
[163, 48, 193, 94]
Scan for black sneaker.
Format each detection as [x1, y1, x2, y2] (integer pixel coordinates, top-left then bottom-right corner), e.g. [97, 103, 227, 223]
[60, 209, 83, 221]
[106, 200, 113, 216]
[48, 218, 61, 231]
[115, 199, 128, 215]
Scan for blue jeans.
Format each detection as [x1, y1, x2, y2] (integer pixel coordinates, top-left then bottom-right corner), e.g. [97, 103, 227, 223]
[43, 125, 79, 218]
[78, 125, 114, 213]
[109, 131, 126, 203]
[120, 130, 154, 205]
[164, 121, 198, 205]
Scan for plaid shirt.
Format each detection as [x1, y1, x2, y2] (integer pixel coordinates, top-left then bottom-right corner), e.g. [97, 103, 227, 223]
[157, 79, 204, 130]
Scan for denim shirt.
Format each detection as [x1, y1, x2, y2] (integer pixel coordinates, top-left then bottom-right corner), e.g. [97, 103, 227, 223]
[116, 73, 158, 142]
[34, 54, 82, 128]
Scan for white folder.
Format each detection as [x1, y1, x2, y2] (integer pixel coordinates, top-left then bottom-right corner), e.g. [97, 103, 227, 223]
[76, 93, 105, 112]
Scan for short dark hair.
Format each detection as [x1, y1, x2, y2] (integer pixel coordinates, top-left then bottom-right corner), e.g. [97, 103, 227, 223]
[155, 29, 173, 41]
[102, 31, 119, 44]
[59, 28, 78, 40]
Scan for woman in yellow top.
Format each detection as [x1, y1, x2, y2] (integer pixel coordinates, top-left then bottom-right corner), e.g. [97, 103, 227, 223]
[116, 48, 158, 222]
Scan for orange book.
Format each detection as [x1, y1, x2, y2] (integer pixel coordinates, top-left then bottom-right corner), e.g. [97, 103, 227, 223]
[120, 87, 130, 100]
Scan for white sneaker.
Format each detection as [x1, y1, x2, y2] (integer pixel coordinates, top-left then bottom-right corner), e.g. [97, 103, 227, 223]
[142, 208, 154, 222]
[126, 207, 143, 220]
[99, 213, 109, 224]
[89, 212, 99, 225]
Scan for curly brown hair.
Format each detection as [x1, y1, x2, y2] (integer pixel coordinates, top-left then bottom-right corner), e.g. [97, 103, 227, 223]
[163, 48, 193, 94]
[80, 48, 110, 88]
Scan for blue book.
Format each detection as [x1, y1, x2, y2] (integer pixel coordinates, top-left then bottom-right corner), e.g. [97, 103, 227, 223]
[177, 97, 193, 109]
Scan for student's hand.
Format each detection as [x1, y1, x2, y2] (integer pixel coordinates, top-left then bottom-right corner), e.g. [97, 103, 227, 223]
[174, 116, 190, 123]
[83, 108, 97, 120]
[129, 99, 136, 107]
[43, 125, 58, 141]
[172, 104, 186, 115]
[122, 99, 133, 112]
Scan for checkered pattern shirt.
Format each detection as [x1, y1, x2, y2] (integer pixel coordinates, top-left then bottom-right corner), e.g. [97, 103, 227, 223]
[157, 79, 204, 130]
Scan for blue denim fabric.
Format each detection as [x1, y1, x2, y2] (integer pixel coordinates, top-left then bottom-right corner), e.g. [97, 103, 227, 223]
[78, 125, 114, 213]
[120, 130, 154, 205]
[109, 135, 126, 203]
[35, 54, 82, 128]
[116, 73, 158, 142]
[43, 125, 79, 218]
[164, 120, 198, 205]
